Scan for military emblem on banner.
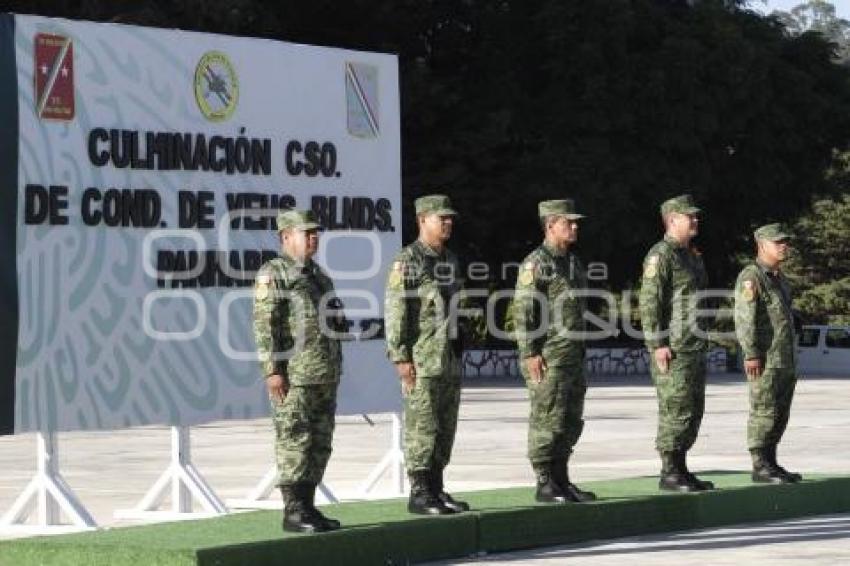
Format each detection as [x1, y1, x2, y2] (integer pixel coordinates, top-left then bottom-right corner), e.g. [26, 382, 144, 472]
[34, 33, 75, 121]
[345, 62, 379, 138]
[194, 51, 239, 122]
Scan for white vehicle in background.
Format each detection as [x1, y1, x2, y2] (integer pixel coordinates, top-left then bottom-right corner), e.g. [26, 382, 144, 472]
[797, 325, 850, 376]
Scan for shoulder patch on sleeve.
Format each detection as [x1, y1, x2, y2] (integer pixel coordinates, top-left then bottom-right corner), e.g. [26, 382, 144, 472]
[518, 261, 536, 286]
[255, 273, 271, 300]
[388, 260, 405, 287]
[643, 255, 659, 279]
[741, 278, 758, 302]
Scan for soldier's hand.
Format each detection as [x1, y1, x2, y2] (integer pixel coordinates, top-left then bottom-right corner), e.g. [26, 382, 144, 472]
[525, 355, 548, 384]
[395, 362, 416, 395]
[266, 374, 289, 403]
[654, 347, 672, 374]
[744, 358, 763, 380]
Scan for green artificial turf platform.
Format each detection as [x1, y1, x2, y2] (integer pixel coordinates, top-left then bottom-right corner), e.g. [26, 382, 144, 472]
[2, 472, 849, 566]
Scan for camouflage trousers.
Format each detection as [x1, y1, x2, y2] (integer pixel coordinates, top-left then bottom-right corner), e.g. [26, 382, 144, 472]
[272, 383, 338, 487]
[525, 361, 587, 467]
[748, 367, 797, 450]
[650, 351, 706, 453]
[403, 373, 461, 473]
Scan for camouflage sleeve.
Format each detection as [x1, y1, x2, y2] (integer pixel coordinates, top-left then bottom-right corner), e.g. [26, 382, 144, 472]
[253, 265, 288, 377]
[638, 251, 669, 350]
[514, 259, 543, 359]
[384, 256, 411, 363]
[734, 270, 761, 360]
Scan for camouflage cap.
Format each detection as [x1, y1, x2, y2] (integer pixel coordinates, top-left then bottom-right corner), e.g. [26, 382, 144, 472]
[660, 194, 701, 216]
[277, 209, 320, 232]
[754, 223, 792, 242]
[415, 194, 457, 216]
[538, 199, 585, 219]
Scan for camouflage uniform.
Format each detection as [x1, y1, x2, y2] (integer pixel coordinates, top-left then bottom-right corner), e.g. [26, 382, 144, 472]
[253, 215, 343, 490]
[734, 224, 799, 482]
[639, 196, 710, 466]
[385, 194, 472, 515]
[385, 240, 463, 474]
[515, 241, 587, 466]
[513, 199, 596, 503]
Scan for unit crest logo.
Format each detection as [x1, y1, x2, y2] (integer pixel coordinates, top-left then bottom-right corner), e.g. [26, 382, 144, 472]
[194, 51, 239, 122]
[34, 33, 75, 121]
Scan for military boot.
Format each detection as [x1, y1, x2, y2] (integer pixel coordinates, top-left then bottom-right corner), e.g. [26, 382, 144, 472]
[751, 448, 792, 484]
[407, 471, 453, 515]
[304, 483, 341, 530]
[534, 464, 569, 503]
[677, 451, 714, 491]
[767, 445, 802, 483]
[431, 467, 469, 512]
[658, 451, 699, 492]
[553, 457, 596, 502]
[280, 485, 329, 533]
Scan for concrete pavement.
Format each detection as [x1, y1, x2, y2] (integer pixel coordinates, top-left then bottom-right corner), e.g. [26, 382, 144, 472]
[1, 372, 848, 563]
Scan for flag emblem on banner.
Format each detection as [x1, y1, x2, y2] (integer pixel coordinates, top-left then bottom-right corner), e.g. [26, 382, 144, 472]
[345, 62, 379, 138]
[34, 33, 75, 121]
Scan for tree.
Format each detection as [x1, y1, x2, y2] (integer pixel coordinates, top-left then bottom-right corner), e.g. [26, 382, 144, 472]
[770, 0, 850, 65]
[782, 190, 850, 324]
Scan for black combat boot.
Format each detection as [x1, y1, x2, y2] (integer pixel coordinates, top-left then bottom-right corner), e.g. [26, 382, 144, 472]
[431, 467, 470, 512]
[304, 483, 341, 530]
[677, 451, 714, 491]
[751, 448, 793, 484]
[553, 457, 596, 502]
[767, 445, 802, 483]
[534, 464, 569, 503]
[658, 451, 699, 492]
[407, 471, 453, 515]
[280, 485, 329, 533]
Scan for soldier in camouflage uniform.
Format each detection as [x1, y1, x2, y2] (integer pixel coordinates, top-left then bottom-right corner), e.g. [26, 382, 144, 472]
[639, 194, 715, 492]
[384, 194, 470, 515]
[734, 223, 802, 484]
[254, 209, 346, 533]
[514, 199, 596, 504]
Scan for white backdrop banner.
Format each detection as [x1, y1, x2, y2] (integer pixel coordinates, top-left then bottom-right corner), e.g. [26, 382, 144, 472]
[1, 13, 402, 434]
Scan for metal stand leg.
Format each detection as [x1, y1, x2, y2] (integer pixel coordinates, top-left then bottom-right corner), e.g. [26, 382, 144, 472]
[114, 426, 227, 521]
[227, 467, 338, 509]
[357, 412, 405, 497]
[0, 431, 97, 534]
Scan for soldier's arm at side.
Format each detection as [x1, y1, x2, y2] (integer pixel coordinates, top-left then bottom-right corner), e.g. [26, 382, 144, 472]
[253, 265, 289, 398]
[639, 252, 671, 372]
[384, 256, 417, 392]
[734, 270, 763, 378]
[384, 256, 412, 363]
[514, 261, 547, 382]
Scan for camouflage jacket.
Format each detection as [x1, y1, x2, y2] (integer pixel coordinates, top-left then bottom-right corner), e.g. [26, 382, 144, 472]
[384, 240, 463, 377]
[639, 235, 709, 352]
[514, 243, 587, 366]
[734, 261, 796, 368]
[253, 253, 343, 385]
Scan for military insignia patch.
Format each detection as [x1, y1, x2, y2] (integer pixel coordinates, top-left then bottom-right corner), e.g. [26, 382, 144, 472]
[518, 262, 535, 286]
[741, 279, 756, 302]
[388, 261, 404, 287]
[644, 255, 659, 278]
[256, 274, 271, 300]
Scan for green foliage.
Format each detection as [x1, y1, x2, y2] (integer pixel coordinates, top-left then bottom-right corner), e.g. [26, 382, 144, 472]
[770, 0, 850, 65]
[785, 194, 850, 324]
